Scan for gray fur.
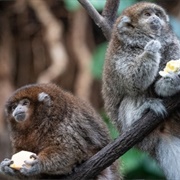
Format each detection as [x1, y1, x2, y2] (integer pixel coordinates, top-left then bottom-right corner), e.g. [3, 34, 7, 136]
[102, 2, 180, 179]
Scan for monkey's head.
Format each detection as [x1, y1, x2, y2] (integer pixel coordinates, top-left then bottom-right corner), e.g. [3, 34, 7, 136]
[5, 84, 57, 125]
[115, 2, 170, 43]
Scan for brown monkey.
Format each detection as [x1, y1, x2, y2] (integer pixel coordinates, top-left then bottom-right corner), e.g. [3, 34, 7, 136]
[102, 2, 180, 180]
[0, 83, 120, 179]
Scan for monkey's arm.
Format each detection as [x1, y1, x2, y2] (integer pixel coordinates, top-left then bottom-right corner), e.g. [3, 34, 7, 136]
[120, 40, 161, 95]
[20, 146, 81, 176]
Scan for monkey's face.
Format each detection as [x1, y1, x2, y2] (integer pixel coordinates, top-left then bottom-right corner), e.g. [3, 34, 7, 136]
[10, 98, 31, 122]
[116, 3, 170, 42]
[138, 7, 168, 36]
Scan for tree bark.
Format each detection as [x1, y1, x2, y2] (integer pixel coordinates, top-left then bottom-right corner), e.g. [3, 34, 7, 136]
[78, 0, 120, 40]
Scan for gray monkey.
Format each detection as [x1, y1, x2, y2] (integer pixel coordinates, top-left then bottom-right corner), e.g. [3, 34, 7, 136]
[102, 2, 180, 180]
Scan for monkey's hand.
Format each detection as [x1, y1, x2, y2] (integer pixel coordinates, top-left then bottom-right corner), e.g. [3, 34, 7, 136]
[144, 40, 161, 54]
[146, 99, 167, 117]
[0, 158, 16, 176]
[155, 72, 180, 97]
[20, 154, 41, 176]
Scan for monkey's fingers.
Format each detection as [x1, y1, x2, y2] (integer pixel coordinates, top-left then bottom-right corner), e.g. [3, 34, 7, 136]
[20, 163, 40, 176]
[24, 153, 38, 166]
[0, 158, 13, 167]
[0, 159, 16, 175]
[24, 158, 38, 166]
[30, 153, 38, 160]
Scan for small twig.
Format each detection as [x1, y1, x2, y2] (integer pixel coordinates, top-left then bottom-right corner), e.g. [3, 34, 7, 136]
[62, 93, 180, 180]
[78, 0, 120, 40]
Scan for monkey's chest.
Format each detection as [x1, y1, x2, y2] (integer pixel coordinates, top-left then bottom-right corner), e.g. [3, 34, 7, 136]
[12, 131, 44, 154]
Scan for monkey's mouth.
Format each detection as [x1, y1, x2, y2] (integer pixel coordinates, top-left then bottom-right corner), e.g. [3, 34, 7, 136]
[14, 112, 26, 122]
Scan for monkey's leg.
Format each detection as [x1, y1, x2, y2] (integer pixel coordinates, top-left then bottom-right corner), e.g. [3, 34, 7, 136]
[156, 135, 180, 180]
[119, 97, 166, 129]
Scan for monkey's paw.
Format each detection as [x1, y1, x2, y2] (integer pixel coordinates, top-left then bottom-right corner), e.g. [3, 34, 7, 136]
[147, 99, 167, 117]
[145, 40, 161, 54]
[0, 158, 16, 176]
[20, 154, 41, 176]
[155, 72, 180, 96]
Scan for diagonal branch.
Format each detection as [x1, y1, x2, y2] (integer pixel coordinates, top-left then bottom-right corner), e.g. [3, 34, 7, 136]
[102, 0, 120, 27]
[78, 0, 120, 40]
[62, 93, 180, 180]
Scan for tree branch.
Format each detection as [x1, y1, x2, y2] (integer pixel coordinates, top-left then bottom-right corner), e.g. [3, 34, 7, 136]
[62, 93, 180, 180]
[78, 0, 120, 40]
[102, 0, 120, 27]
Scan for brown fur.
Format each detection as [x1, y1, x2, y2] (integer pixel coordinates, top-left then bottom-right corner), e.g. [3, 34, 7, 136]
[3, 83, 120, 179]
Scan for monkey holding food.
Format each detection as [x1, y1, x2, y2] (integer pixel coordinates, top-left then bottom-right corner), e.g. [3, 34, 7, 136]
[102, 2, 180, 180]
[0, 83, 120, 180]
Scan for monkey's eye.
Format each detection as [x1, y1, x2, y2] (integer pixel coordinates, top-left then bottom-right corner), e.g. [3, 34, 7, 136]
[156, 12, 161, 17]
[11, 104, 17, 111]
[144, 12, 151, 17]
[22, 99, 30, 106]
[143, 11, 151, 17]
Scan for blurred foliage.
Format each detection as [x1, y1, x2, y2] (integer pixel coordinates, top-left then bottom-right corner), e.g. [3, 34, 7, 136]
[64, 0, 137, 12]
[64, 0, 80, 11]
[121, 149, 165, 179]
[91, 42, 107, 80]
[170, 16, 180, 38]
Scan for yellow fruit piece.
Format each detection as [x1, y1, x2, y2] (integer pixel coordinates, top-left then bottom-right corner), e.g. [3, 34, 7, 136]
[164, 60, 180, 73]
[10, 151, 36, 170]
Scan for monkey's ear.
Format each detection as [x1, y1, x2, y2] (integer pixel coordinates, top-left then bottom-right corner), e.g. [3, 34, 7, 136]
[165, 15, 169, 22]
[117, 16, 132, 30]
[38, 92, 51, 106]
